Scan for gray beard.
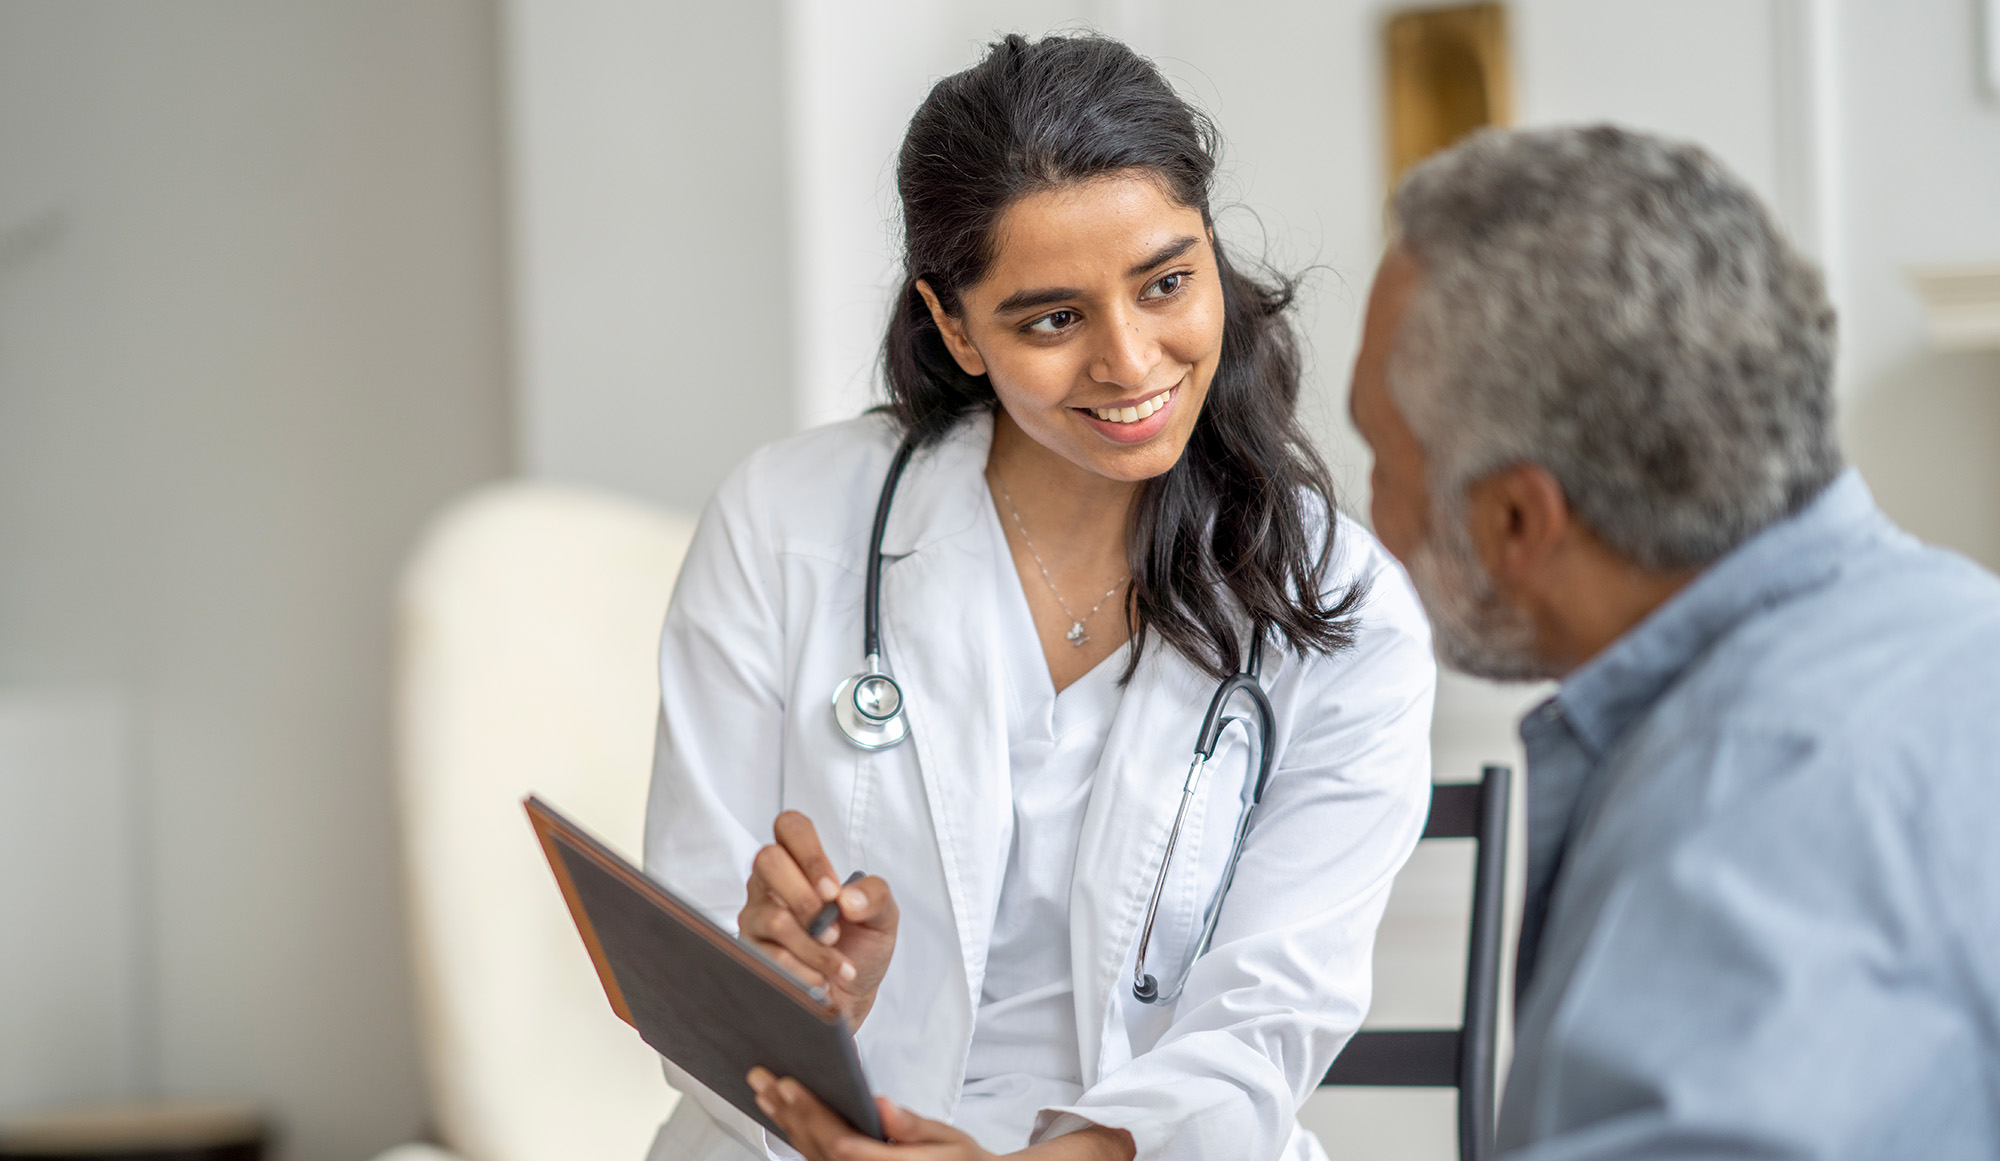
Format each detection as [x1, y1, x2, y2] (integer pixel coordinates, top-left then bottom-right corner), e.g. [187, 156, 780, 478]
[1403, 497, 1556, 682]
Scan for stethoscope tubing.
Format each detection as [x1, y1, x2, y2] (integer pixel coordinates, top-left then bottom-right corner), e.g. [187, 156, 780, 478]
[834, 430, 1273, 1005]
[1131, 667, 1274, 1005]
[862, 436, 920, 664]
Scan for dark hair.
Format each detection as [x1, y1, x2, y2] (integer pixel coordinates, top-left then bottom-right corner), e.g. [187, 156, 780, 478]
[883, 32, 1362, 679]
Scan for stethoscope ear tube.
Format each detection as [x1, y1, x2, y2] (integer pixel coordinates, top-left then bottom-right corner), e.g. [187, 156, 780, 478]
[1194, 672, 1277, 800]
[1132, 661, 1276, 1005]
[834, 436, 921, 751]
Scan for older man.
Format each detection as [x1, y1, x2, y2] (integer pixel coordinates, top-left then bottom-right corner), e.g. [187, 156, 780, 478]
[1350, 124, 2000, 1157]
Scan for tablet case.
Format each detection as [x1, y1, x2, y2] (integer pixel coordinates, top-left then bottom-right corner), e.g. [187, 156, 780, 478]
[524, 795, 885, 1144]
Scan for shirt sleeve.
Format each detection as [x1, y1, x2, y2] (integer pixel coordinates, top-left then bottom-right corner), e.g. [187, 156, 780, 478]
[643, 450, 792, 1158]
[644, 449, 786, 920]
[1035, 546, 1439, 1159]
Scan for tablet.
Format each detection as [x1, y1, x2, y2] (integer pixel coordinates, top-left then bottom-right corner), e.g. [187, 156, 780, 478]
[524, 795, 884, 1143]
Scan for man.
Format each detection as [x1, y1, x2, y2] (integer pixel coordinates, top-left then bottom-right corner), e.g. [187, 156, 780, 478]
[1350, 124, 2000, 1157]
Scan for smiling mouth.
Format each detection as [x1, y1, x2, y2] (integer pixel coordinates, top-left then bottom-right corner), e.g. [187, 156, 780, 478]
[1079, 387, 1174, 425]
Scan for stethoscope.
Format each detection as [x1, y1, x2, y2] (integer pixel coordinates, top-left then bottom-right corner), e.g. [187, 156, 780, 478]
[832, 435, 1276, 1006]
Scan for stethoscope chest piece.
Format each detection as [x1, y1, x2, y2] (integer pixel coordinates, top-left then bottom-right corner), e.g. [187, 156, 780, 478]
[833, 660, 907, 750]
[833, 436, 921, 753]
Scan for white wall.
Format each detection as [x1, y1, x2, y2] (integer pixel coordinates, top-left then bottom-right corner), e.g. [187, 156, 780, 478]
[0, 692, 143, 1111]
[503, 0, 796, 514]
[0, 4, 512, 1159]
[1835, 0, 2000, 572]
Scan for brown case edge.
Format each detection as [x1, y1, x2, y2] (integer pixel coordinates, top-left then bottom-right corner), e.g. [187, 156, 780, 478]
[528, 802, 636, 1026]
[521, 794, 840, 1026]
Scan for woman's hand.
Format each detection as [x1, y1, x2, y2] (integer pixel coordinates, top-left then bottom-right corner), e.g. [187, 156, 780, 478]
[738, 811, 898, 1028]
[746, 1069, 1136, 1161]
[749, 1069, 996, 1161]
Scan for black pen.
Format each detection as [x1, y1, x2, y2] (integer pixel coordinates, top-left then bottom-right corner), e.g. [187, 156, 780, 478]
[807, 870, 867, 940]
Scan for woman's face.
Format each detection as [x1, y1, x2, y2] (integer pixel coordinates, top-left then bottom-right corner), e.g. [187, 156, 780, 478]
[920, 171, 1226, 483]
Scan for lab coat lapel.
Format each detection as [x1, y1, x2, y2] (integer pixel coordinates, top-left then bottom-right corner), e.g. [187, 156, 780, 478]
[1068, 640, 1219, 1085]
[874, 414, 1013, 1030]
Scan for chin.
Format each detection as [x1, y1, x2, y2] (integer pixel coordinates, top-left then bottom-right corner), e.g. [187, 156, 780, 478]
[1404, 508, 1556, 682]
[1073, 431, 1192, 483]
[1433, 623, 1555, 682]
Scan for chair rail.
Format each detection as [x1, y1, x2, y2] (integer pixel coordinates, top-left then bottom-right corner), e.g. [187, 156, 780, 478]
[1321, 1029, 1460, 1087]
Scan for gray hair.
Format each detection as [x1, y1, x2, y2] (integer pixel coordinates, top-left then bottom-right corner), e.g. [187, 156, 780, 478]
[1388, 124, 1841, 571]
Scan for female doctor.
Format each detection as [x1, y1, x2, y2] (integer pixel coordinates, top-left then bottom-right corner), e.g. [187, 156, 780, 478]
[644, 33, 1435, 1161]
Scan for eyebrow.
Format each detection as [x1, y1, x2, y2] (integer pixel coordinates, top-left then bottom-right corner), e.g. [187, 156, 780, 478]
[1128, 235, 1200, 277]
[989, 235, 1203, 317]
[993, 284, 1082, 315]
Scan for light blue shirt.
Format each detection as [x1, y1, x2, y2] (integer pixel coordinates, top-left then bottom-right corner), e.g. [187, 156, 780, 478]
[1499, 470, 2000, 1159]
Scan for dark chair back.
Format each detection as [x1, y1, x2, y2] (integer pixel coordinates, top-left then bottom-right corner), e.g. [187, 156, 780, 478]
[1320, 763, 1512, 1161]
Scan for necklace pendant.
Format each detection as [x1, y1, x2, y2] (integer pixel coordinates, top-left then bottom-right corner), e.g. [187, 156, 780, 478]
[1066, 622, 1089, 647]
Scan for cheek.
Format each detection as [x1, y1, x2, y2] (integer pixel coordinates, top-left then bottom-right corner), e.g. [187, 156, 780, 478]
[1368, 457, 1429, 563]
[984, 345, 1081, 411]
[1153, 295, 1227, 431]
[1174, 289, 1228, 372]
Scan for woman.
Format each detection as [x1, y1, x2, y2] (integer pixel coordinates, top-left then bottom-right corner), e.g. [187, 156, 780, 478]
[645, 33, 1434, 1161]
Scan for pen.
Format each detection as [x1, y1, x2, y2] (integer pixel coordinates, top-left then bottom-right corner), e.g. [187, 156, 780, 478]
[807, 870, 866, 940]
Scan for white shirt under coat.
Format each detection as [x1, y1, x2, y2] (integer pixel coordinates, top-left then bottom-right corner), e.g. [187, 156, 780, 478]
[956, 497, 1125, 1153]
[642, 411, 1437, 1161]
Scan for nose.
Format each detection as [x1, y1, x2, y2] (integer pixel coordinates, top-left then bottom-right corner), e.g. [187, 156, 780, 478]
[1089, 304, 1163, 389]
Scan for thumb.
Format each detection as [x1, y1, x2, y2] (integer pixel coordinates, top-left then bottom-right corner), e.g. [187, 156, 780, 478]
[877, 1097, 959, 1144]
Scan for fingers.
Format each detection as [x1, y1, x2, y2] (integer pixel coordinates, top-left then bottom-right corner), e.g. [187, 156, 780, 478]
[746, 934, 838, 991]
[739, 895, 856, 990]
[838, 874, 899, 932]
[749, 838, 827, 928]
[774, 811, 842, 902]
[876, 1097, 963, 1144]
[749, 1070, 904, 1161]
[741, 826, 858, 983]
[738, 812, 892, 1003]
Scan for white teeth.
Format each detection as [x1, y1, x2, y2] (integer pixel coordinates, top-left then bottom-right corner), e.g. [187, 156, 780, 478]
[1090, 389, 1174, 423]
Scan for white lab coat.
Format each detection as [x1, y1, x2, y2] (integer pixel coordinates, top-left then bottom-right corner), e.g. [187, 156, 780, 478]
[643, 412, 1435, 1161]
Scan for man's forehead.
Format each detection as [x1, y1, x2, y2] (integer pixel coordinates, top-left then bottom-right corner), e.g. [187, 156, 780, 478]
[1358, 250, 1423, 373]
[1372, 244, 1423, 310]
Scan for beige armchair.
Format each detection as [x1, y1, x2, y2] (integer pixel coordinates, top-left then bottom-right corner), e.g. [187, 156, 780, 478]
[381, 482, 697, 1161]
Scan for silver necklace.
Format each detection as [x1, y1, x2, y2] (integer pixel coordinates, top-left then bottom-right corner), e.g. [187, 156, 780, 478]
[993, 475, 1127, 647]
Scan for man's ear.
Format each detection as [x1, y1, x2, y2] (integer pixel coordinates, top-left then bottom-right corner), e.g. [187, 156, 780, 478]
[1464, 463, 1571, 591]
[914, 280, 986, 378]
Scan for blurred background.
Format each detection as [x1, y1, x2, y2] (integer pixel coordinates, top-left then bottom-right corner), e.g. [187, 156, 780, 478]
[1, 2, 1995, 1160]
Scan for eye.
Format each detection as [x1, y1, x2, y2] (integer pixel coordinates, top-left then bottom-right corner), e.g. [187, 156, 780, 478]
[1143, 271, 1190, 300]
[1024, 309, 1079, 335]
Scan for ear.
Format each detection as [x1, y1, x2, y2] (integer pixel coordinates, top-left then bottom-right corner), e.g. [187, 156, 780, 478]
[1463, 463, 1572, 592]
[914, 280, 986, 378]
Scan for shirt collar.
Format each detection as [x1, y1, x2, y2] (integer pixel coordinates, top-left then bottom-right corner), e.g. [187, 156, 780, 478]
[1552, 468, 1888, 758]
[877, 408, 995, 558]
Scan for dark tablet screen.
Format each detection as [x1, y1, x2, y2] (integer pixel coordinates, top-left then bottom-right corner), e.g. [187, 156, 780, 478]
[527, 796, 884, 1144]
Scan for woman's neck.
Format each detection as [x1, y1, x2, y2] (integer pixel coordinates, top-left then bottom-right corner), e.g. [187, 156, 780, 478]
[985, 410, 1141, 566]
[985, 409, 1143, 690]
